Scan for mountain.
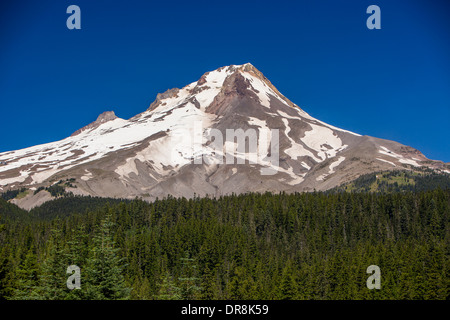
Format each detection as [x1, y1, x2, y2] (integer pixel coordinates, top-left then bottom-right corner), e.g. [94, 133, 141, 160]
[1, 63, 449, 209]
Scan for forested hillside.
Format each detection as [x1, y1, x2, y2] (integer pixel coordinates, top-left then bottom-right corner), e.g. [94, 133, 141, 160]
[0, 190, 449, 300]
[332, 169, 450, 193]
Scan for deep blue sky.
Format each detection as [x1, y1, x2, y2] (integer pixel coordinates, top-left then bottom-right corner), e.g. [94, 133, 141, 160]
[1, 0, 449, 162]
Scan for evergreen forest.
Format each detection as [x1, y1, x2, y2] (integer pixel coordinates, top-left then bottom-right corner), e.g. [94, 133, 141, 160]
[0, 186, 448, 300]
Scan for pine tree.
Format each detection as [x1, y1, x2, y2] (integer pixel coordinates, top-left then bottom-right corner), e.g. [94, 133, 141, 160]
[0, 243, 14, 299]
[423, 243, 446, 299]
[11, 247, 40, 300]
[200, 265, 215, 299]
[65, 225, 89, 300]
[156, 271, 181, 300]
[226, 265, 256, 300]
[84, 212, 131, 300]
[279, 262, 297, 300]
[130, 275, 152, 300]
[0, 217, 8, 299]
[35, 228, 70, 300]
[178, 251, 201, 300]
[65, 225, 89, 267]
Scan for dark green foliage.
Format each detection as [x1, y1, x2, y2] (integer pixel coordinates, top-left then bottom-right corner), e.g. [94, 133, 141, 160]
[178, 252, 201, 299]
[45, 184, 67, 197]
[0, 198, 28, 221]
[34, 229, 71, 300]
[156, 272, 181, 300]
[29, 196, 129, 220]
[63, 178, 77, 189]
[33, 187, 45, 195]
[0, 190, 448, 300]
[83, 212, 131, 300]
[10, 247, 40, 300]
[0, 188, 27, 201]
[332, 169, 450, 193]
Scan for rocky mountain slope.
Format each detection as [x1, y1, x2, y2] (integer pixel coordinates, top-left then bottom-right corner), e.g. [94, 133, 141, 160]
[1, 63, 449, 208]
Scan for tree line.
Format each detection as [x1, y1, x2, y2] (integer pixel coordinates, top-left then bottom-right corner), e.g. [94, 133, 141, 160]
[0, 189, 448, 300]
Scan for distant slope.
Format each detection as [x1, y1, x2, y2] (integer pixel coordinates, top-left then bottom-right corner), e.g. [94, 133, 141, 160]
[28, 195, 130, 220]
[331, 168, 450, 193]
[0, 194, 131, 223]
[0, 197, 28, 221]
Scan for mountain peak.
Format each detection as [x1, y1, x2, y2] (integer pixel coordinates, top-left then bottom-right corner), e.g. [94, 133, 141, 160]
[71, 111, 118, 136]
[96, 111, 117, 122]
[141, 63, 298, 116]
[1, 63, 448, 206]
[147, 88, 180, 112]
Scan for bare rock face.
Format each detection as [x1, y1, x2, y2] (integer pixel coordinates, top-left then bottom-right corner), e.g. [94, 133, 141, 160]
[1, 63, 449, 209]
[71, 111, 118, 136]
[147, 88, 180, 112]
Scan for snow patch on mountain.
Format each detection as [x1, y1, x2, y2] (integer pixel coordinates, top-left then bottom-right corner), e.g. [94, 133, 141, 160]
[302, 123, 344, 161]
[301, 162, 311, 170]
[0, 90, 216, 187]
[80, 170, 93, 181]
[316, 156, 346, 181]
[379, 146, 420, 167]
[281, 118, 319, 161]
[242, 72, 290, 109]
[376, 158, 396, 167]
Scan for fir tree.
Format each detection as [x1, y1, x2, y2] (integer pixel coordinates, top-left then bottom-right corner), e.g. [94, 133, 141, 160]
[279, 262, 297, 300]
[11, 247, 40, 300]
[178, 251, 201, 300]
[35, 229, 70, 300]
[84, 212, 131, 300]
[156, 271, 181, 300]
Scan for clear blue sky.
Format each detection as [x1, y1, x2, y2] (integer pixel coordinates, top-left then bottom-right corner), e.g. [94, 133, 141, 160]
[1, 0, 449, 162]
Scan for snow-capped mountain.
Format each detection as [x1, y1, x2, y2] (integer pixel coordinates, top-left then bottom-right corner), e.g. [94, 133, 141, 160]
[1, 63, 448, 209]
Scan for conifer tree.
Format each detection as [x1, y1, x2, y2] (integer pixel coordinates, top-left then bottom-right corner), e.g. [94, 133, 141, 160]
[0, 237, 14, 299]
[156, 271, 181, 300]
[11, 247, 40, 300]
[279, 263, 297, 300]
[84, 212, 131, 300]
[35, 229, 69, 300]
[178, 251, 201, 300]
